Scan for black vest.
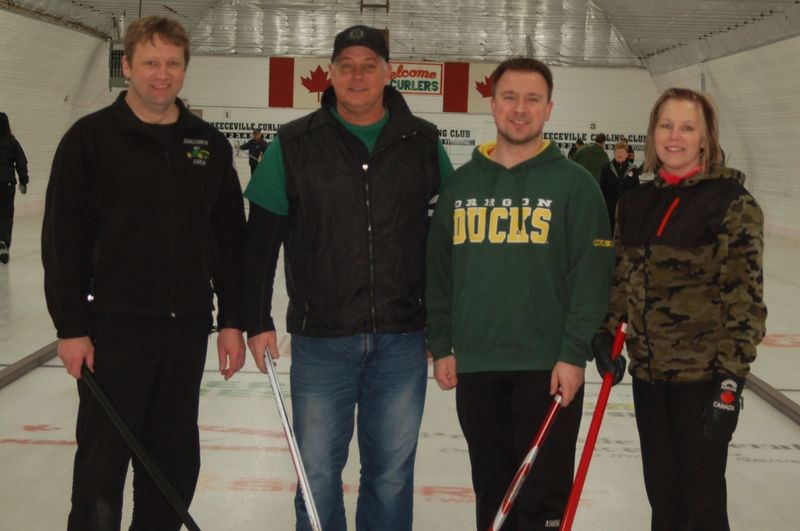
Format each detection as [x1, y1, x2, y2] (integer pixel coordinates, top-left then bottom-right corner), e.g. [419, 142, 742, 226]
[278, 86, 441, 336]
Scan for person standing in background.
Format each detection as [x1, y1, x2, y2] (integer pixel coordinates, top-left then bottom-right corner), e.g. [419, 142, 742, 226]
[567, 138, 583, 160]
[599, 140, 640, 234]
[627, 142, 636, 165]
[0, 111, 29, 264]
[42, 16, 246, 530]
[573, 132, 609, 183]
[238, 127, 269, 175]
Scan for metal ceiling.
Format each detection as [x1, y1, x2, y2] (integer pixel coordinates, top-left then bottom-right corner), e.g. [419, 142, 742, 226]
[5, 0, 800, 72]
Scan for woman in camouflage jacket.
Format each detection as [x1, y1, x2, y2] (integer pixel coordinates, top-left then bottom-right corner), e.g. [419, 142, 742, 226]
[596, 88, 767, 531]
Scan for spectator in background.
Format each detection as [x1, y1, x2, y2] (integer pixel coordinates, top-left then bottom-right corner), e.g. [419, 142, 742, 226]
[573, 133, 609, 183]
[238, 128, 269, 176]
[0, 111, 29, 264]
[599, 140, 640, 234]
[567, 138, 584, 160]
[618, 136, 637, 165]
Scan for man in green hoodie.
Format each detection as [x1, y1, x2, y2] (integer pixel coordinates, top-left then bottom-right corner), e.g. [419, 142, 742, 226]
[425, 57, 614, 531]
[573, 132, 610, 183]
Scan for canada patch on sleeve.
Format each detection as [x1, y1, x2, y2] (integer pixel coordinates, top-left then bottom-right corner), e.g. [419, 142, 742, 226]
[593, 239, 613, 248]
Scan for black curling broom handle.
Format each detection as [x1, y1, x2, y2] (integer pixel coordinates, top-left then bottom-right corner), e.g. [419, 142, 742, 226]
[81, 365, 202, 531]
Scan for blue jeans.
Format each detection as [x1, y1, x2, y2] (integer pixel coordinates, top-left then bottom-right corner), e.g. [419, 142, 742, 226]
[290, 331, 427, 531]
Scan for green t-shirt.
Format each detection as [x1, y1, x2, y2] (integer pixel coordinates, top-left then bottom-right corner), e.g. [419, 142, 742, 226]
[244, 108, 454, 215]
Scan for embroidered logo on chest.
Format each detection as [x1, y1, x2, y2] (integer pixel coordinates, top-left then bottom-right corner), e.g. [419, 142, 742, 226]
[184, 138, 210, 166]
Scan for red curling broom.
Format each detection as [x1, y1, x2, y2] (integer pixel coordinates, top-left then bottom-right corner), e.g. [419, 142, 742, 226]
[559, 321, 628, 531]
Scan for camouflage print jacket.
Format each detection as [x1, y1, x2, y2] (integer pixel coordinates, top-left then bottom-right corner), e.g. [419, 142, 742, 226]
[602, 165, 767, 383]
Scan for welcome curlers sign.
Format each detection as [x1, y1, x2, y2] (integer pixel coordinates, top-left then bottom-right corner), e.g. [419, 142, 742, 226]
[389, 62, 443, 95]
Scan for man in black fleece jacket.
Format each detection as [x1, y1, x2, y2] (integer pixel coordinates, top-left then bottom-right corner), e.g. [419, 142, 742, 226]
[42, 16, 246, 531]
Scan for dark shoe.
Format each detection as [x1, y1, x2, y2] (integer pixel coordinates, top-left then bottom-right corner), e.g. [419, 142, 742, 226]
[0, 241, 8, 264]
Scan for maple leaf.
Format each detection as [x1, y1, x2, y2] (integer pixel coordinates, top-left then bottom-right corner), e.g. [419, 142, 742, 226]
[720, 390, 736, 404]
[475, 73, 494, 98]
[301, 65, 331, 102]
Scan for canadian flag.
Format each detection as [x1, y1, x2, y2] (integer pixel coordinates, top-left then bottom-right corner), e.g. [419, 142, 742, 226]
[270, 57, 498, 114]
[269, 57, 332, 109]
[442, 61, 497, 114]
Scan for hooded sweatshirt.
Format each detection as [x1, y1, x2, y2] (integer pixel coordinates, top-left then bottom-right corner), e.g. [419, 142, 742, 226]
[426, 140, 614, 373]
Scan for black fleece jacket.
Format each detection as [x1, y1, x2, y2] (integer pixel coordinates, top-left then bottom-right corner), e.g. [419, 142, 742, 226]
[42, 92, 246, 338]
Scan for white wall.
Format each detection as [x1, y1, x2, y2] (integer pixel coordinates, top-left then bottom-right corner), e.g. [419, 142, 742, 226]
[651, 35, 800, 234]
[0, 9, 119, 213]
[183, 55, 270, 109]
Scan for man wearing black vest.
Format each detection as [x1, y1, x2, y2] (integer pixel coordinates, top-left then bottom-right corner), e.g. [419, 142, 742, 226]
[243, 25, 453, 531]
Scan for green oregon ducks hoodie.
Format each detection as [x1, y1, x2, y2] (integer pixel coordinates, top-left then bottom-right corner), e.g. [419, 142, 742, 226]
[425, 140, 614, 373]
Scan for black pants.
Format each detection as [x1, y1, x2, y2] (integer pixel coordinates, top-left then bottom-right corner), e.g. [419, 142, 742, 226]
[456, 370, 583, 531]
[0, 181, 14, 247]
[67, 312, 212, 531]
[632, 378, 730, 531]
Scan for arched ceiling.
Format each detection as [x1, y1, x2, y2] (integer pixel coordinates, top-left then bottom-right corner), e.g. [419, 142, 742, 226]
[6, 0, 800, 73]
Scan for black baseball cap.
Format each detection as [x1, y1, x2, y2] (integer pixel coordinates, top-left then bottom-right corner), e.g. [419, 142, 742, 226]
[331, 25, 389, 63]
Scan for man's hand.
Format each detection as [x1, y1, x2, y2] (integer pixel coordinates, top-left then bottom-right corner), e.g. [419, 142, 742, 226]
[550, 361, 585, 407]
[433, 355, 458, 390]
[18, 184, 27, 194]
[217, 328, 246, 380]
[57, 336, 94, 378]
[247, 331, 279, 374]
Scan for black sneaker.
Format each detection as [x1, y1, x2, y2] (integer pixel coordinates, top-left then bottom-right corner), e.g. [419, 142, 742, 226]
[0, 241, 8, 264]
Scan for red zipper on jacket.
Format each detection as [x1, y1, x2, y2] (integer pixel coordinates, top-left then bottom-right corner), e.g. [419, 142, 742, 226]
[656, 197, 680, 237]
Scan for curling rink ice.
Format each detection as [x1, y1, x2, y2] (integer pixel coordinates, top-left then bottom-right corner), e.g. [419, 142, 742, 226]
[2, 210, 800, 530]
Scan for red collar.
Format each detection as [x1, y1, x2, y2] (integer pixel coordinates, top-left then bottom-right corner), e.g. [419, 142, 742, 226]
[658, 165, 703, 185]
